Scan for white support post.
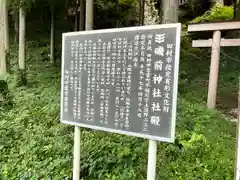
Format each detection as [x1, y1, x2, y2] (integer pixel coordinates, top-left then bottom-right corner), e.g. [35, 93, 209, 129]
[207, 30, 221, 109]
[235, 77, 240, 180]
[73, 126, 81, 180]
[147, 140, 157, 180]
[72, 0, 93, 179]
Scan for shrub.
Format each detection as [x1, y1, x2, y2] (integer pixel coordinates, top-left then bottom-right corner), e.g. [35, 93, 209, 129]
[191, 3, 233, 23]
[0, 80, 13, 108]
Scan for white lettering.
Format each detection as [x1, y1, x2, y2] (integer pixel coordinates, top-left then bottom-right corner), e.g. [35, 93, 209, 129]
[150, 116, 161, 126]
[154, 60, 163, 71]
[155, 33, 165, 44]
[152, 74, 163, 84]
[154, 46, 164, 56]
[151, 102, 161, 112]
[152, 88, 162, 98]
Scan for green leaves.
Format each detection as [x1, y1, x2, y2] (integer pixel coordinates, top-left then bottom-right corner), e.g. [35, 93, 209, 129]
[9, 0, 32, 12]
[191, 3, 234, 23]
[1, 49, 236, 179]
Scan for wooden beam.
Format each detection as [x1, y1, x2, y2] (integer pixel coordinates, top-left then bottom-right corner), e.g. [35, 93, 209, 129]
[192, 38, 240, 47]
[192, 39, 212, 47]
[188, 21, 240, 32]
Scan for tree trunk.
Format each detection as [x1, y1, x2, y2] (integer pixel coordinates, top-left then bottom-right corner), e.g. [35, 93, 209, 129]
[79, 0, 85, 30]
[139, 0, 145, 25]
[50, 3, 55, 64]
[19, 7, 25, 70]
[3, 0, 9, 52]
[14, 12, 19, 43]
[162, 0, 179, 24]
[116, 0, 119, 27]
[0, 0, 6, 76]
[235, 0, 240, 19]
[144, 0, 159, 25]
[234, 0, 237, 18]
[74, 13, 78, 31]
[74, 0, 79, 31]
[85, 0, 93, 30]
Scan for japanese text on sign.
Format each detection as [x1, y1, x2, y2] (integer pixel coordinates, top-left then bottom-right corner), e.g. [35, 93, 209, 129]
[61, 24, 181, 143]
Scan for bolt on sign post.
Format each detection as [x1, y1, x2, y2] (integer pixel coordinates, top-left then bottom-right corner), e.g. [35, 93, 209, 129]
[60, 23, 181, 180]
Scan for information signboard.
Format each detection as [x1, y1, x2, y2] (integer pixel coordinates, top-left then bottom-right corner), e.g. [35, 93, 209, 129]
[60, 23, 181, 142]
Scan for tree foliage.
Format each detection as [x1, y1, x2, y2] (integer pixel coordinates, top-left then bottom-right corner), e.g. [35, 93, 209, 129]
[191, 3, 233, 23]
[8, 0, 35, 12]
[95, 0, 139, 28]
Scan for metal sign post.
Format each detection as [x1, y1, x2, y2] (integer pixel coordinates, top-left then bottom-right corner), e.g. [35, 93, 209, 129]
[73, 126, 81, 180]
[147, 140, 157, 180]
[72, 0, 93, 179]
[61, 23, 181, 180]
[138, 2, 158, 179]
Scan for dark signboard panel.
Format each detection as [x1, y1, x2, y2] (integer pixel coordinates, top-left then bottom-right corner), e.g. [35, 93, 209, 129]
[60, 24, 181, 142]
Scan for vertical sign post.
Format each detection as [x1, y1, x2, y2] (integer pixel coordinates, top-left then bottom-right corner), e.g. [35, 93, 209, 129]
[235, 77, 240, 180]
[147, 140, 157, 180]
[73, 125, 80, 180]
[61, 23, 181, 180]
[138, 1, 157, 179]
[72, 0, 93, 179]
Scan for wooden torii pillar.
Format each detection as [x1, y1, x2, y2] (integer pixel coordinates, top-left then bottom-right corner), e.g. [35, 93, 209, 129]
[188, 21, 240, 109]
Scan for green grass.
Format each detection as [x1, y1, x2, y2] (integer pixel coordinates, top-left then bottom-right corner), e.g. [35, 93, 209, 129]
[0, 39, 238, 180]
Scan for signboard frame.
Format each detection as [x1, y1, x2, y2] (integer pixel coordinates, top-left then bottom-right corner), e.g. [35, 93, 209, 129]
[60, 23, 181, 143]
